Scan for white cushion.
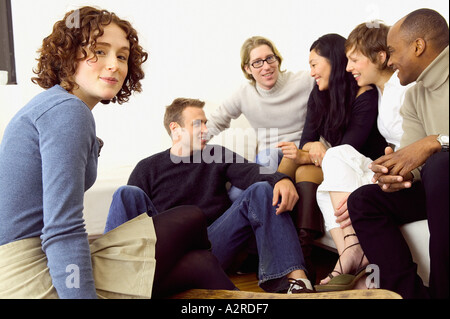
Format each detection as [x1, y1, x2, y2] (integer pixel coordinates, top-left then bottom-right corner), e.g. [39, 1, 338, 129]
[400, 220, 430, 286]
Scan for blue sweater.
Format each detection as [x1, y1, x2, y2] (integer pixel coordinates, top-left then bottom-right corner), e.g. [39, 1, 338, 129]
[0, 85, 98, 298]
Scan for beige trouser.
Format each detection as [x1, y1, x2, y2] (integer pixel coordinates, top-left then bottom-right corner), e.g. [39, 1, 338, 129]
[0, 214, 156, 299]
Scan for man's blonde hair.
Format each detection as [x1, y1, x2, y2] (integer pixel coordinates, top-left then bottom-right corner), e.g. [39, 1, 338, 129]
[240, 36, 285, 85]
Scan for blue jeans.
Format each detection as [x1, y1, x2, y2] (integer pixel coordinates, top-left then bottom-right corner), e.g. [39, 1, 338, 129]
[105, 182, 306, 293]
[208, 182, 306, 292]
[255, 148, 284, 173]
[228, 148, 284, 202]
[104, 185, 158, 233]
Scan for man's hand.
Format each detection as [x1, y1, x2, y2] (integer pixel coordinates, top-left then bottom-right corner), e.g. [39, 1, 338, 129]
[369, 136, 439, 192]
[273, 178, 299, 215]
[369, 146, 412, 192]
[371, 136, 438, 178]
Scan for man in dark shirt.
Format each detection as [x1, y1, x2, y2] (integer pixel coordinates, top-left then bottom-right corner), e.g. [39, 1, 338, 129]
[107, 98, 314, 293]
[348, 9, 449, 299]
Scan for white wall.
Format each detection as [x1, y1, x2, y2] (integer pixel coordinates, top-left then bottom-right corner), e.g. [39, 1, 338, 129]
[1, 0, 449, 172]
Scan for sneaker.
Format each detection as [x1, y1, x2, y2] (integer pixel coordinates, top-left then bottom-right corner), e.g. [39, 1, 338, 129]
[287, 278, 315, 294]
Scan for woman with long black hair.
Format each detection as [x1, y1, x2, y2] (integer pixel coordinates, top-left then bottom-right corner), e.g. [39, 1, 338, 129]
[277, 33, 387, 284]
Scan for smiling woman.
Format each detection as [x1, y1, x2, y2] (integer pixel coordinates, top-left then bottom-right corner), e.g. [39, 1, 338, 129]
[0, 6, 151, 299]
[0, 6, 240, 300]
[31, 6, 147, 106]
[71, 24, 131, 109]
[0, 6, 148, 299]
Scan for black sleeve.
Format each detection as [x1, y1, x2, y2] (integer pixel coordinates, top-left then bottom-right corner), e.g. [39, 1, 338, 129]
[340, 87, 379, 151]
[221, 147, 292, 189]
[299, 94, 320, 149]
[127, 159, 152, 197]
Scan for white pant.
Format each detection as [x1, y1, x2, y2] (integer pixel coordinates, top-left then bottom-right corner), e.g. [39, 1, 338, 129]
[317, 145, 375, 232]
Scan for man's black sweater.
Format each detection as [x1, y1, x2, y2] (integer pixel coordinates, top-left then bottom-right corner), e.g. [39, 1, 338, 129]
[127, 145, 290, 225]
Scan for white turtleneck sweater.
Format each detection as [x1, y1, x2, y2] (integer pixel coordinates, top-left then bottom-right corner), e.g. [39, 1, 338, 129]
[207, 71, 315, 153]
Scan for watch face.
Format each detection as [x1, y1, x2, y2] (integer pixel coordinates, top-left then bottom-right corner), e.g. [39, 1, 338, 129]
[442, 135, 450, 144]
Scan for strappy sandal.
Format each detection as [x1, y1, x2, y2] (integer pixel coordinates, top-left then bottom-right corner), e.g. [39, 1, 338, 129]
[315, 234, 368, 292]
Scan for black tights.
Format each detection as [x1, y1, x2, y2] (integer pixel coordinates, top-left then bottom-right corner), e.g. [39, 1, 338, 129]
[151, 206, 236, 298]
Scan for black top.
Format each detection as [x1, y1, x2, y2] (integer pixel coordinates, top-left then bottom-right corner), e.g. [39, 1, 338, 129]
[128, 145, 289, 225]
[299, 87, 387, 160]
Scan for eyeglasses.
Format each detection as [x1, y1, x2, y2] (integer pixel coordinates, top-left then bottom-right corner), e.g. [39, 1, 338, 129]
[250, 55, 278, 69]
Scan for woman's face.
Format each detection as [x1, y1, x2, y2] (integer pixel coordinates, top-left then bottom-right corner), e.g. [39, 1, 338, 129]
[72, 23, 130, 109]
[309, 49, 331, 91]
[346, 48, 383, 87]
[245, 45, 280, 90]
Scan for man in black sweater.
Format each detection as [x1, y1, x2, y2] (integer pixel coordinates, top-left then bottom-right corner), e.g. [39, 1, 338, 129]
[107, 98, 313, 293]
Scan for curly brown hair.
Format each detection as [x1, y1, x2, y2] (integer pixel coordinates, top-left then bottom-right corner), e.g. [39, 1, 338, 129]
[32, 6, 148, 104]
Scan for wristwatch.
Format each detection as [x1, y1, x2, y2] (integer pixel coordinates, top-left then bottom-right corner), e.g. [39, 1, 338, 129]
[437, 134, 449, 152]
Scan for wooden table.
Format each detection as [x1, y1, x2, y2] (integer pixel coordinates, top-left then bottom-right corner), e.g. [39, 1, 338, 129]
[170, 288, 402, 299]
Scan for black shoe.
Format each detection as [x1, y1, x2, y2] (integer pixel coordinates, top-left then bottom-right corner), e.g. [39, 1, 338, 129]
[287, 278, 315, 294]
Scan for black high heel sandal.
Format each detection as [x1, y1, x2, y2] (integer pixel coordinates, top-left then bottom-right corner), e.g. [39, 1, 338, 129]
[315, 234, 367, 292]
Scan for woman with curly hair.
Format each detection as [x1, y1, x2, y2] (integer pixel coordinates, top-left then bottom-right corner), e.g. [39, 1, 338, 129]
[0, 6, 235, 299]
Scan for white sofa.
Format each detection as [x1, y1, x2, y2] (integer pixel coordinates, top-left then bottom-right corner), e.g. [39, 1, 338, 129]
[83, 101, 430, 286]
